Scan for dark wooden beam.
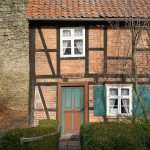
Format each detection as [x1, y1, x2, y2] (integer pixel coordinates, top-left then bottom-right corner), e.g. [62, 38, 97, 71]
[38, 28, 56, 75]
[132, 34, 136, 75]
[85, 26, 89, 74]
[57, 27, 60, 76]
[88, 81, 132, 85]
[136, 48, 150, 51]
[85, 73, 150, 78]
[89, 48, 104, 51]
[29, 21, 110, 28]
[36, 49, 57, 52]
[35, 82, 58, 86]
[60, 57, 85, 60]
[36, 75, 60, 79]
[56, 84, 58, 120]
[29, 27, 36, 127]
[38, 86, 50, 120]
[104, 26, 108, 74]
[89, 107, 94, 110]
[34, 108, 57, 111]
[107, 57, 132, 60]
[36, 73, 150, 80]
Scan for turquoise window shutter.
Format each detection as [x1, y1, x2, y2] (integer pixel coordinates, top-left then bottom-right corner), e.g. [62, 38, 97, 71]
[94, 86, 106, 116]
[133, 86, 150, 116]
[133, 89, 141, 116]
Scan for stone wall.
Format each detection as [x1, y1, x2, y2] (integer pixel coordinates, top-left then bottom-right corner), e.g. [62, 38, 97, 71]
[0, 0, 29, 110]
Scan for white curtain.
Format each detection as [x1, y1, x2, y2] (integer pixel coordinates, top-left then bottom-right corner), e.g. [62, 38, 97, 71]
[110, 89, 118, 96]
[75, 40, 83, 54]
[75, 29, 82, 36]
[121, 89, 129, 96]
[110, 99, 117, 114]
[63, 41, 69, 54]
[122, 99, 129, 113]
[63, 30, 71, 37]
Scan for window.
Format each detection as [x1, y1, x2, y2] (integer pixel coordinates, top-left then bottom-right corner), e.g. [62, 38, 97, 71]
[106, 85, 132, 116]
[60, 27, 85, 57]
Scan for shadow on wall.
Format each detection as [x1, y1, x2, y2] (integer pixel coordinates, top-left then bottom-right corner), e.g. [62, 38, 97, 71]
[0, 72, 28, 111]
[0, 72, 28, 135]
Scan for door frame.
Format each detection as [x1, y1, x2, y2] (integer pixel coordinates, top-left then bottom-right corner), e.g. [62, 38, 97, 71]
[58, 82, 89, 130]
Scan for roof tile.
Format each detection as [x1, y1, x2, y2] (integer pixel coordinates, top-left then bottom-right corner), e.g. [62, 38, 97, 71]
[26, 0, 150, 19]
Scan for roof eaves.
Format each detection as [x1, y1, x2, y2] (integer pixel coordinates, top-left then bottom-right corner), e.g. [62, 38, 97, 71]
[27, 17, 150, 22]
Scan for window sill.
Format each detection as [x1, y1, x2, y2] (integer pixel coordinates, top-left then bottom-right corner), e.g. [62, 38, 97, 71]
[105, 116, 132, 122]
[106, 115, 132, 119]
[60, 57, 85, 60]
[106, 116, 129, 119]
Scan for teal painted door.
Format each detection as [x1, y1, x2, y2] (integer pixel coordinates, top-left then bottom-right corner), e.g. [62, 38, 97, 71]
[62, 86, 84, 133]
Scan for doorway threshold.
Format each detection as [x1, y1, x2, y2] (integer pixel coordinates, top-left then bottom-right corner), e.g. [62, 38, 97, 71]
[60, 133, 80, 141]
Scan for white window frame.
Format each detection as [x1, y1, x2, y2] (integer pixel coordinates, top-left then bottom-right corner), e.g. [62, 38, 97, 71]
[106, 85, 133, 116]
[60, 27, 85, 57]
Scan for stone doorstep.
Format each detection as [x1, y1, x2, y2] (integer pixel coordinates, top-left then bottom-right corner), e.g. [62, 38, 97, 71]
[60, 133, 80, 141]
[59, 133, 81, 150]
[59, 141, 81, 150]
[61, 141, 80, 147]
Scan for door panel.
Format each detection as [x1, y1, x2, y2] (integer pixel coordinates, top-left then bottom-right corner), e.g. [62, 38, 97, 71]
[64, 112, 72, 133]
[62, 86, 84, 133]
[74, 111, 81, 132]
[65, 88, 72, 109]
[75, 88, 82, 109]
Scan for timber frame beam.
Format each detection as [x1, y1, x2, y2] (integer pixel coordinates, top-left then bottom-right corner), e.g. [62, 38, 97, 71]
[29, 27, 35, 127]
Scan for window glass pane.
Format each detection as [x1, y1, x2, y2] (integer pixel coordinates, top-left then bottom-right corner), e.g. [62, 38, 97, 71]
[63, 48, 71, 55]
[110, 89, 118, 96]
[62, 40, 71, 55]
[121, 89, 129, 96]
[109, 99, 118, 114]
[74, 40, 83, 54]
[121, 99, 129, 113]
[63, 30, 71, 37]
[74, 29, 83, 36]
[63, 40, 71, 47]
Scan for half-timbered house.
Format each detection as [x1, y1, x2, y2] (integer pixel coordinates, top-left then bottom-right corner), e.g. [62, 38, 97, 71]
[26, 0, 150, 134]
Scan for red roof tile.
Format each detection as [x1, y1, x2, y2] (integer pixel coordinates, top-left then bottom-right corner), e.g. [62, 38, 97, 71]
[26, 0, 150, 19]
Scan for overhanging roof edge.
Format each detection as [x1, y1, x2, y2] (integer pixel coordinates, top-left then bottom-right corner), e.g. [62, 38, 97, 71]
[27, 17, 150, 22]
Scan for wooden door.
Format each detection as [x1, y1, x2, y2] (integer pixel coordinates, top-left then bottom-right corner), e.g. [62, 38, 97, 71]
[62, 86, 84, 134]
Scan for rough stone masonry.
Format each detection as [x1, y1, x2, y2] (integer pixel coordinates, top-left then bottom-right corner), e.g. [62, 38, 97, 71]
[0, 0, 29, 110]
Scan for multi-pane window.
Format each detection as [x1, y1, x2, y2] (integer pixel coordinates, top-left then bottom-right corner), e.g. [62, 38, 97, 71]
[60, 27, 85, 57]
[106, 85, 132, 116]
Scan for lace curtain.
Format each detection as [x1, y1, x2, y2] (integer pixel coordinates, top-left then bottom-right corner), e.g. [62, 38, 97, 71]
[75, 29, 82, 36]
[110, 99, 117, 114]
[122, 99, 129, 113]
[63, 30, 71, 37]
[121, 89, 129, 96]
[110, 89, 118, 96]
[62, 30, 71, 55]
[75, 40, 83, 54]
[63, 41, 70, 54]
